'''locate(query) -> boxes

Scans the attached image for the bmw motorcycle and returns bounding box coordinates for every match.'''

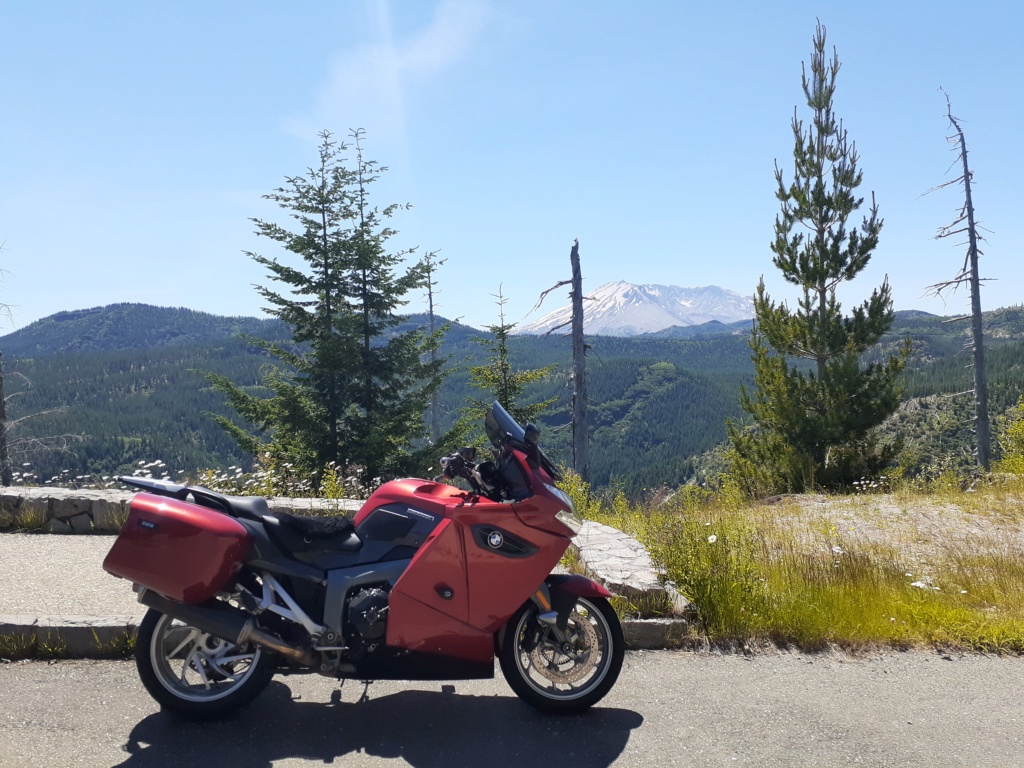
[103,402,624,719]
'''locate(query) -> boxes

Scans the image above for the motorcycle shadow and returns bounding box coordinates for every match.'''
[115,679,644,768]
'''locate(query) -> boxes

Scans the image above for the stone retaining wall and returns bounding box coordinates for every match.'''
[0,488,694,653]
[0,487,362,534]
[0,488,132,534]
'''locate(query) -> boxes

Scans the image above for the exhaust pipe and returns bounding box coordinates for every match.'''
[139,588,318,667]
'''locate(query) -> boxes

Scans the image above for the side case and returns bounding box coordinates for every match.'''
[103,493,250,603]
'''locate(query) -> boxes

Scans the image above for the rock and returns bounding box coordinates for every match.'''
[68,513,95,534]
[666,584,698,618]
[574,520,666,598]
[43,517,73,534]
[92,499,126,533]
[51,494,94,521]
[0,492,22,513]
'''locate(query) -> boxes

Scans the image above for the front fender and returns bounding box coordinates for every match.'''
[545,574,612,634]
[545,573,613,599]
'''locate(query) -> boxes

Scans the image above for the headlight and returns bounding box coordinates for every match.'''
[556,509,583,535]
[546,484,582,534]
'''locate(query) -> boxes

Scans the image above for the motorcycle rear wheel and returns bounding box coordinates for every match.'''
[135,608,276,720]
[499,596,624,714]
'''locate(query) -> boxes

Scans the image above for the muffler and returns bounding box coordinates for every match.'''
[139,588,318,667]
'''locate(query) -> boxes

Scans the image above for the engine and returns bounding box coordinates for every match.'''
[345,586,390,657]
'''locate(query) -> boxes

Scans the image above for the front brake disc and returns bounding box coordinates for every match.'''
[528,609,600,685]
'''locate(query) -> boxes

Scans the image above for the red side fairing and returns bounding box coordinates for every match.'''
[385,591,494,664]
[386,492,570,657]
[102,493,250,603]
[353,478,467,526]
[386,517,469,623]
[456,501,566,631]
[505,451,577,537]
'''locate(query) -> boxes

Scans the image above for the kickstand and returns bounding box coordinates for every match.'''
[358,680,373,703]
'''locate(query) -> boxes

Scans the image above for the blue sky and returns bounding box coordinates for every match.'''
[1,1,1021,334]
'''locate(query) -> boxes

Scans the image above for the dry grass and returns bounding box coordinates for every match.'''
[563,473,1024,653]
[768,480,1024,585]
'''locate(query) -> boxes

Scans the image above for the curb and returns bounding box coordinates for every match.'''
[1,615,692,658]
[623,617,696,650]
[0,615,138,659]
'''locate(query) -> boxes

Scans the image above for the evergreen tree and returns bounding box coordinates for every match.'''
[208,130,445,486]
[728,22,909,494]
[465,288,556,426]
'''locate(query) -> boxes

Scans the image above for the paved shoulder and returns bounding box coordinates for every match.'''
[1,651,1023,767]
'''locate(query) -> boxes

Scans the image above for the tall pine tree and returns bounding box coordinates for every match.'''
[728,22,908,495]
[208,130,445,487]
[465,288,556,427]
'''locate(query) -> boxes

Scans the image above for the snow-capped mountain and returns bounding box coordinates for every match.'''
[516,281,753,337]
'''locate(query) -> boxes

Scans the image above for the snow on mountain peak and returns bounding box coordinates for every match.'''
[516,281,753,336]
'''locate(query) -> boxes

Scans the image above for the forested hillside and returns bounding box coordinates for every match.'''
[2,304,292,356]
[1,303,1021,493]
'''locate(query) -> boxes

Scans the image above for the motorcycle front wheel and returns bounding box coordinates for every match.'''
[135,608,276,720]
[499,596,624,714]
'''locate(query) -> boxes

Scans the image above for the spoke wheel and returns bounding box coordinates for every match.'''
[136,608,275,720]
[499,596,624,714]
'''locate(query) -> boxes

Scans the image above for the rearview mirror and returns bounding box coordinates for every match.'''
[524,423,540,445]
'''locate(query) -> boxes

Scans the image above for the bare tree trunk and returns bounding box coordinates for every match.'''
[424,253,441,443]
[530,239,590,482]
[0,352,12,486]
[569,240,589,483]
[960,132,991,470]
[926,94,990,471]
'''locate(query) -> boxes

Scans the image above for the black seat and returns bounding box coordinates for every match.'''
[224,494,271,519]
[261,511,363,555]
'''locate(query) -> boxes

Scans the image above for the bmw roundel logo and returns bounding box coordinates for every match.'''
[487,531,504,549]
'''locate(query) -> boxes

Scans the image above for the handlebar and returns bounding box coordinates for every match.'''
[439,451,482,494]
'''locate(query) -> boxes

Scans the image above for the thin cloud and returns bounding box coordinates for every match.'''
[286,0,489,144]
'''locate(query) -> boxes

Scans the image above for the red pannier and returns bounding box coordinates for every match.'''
[103,493,250,603]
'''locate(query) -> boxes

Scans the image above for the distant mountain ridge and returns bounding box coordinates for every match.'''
[1,303,291,357]
[1,302,1021,494]
[0,303,481,358]
[517,281,753,336]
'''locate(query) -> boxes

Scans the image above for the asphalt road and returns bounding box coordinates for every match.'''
[1,650,1022,767]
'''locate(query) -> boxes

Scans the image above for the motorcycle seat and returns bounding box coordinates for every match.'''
[222,494,271,519]
[261,511,363,555]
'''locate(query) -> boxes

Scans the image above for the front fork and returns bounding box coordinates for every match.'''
[528,574,613,642]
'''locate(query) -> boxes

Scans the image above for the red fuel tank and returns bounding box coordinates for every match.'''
[103,493,250,603]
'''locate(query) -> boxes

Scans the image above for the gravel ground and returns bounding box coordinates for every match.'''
[0,533,142,620]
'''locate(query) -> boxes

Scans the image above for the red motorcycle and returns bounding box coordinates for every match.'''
[104,402,624,719]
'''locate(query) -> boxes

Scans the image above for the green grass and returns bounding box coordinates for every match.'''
[0,629,136,661]
[0,632,69,661]
[561,471,1024,653]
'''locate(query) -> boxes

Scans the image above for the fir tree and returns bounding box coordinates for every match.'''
[207,130,445,486]
[728,22,909,494]
[465,288,556,426]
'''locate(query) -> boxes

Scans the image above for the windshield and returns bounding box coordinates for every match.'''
[484,401,561,481]
[484,401,525,449]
